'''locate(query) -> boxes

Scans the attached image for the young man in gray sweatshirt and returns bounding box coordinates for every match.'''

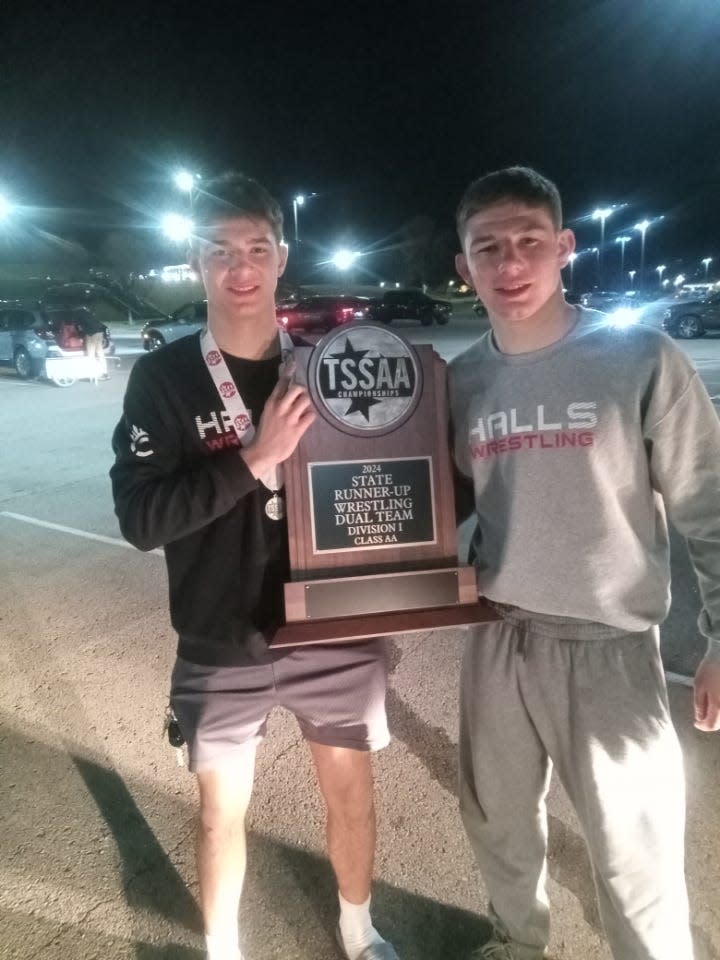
[448,166,720,960]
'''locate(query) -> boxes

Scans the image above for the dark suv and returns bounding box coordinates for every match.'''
[275,295,374,332]
[369,289,451,326]
[662,291,720,339]
[0,301,113,383]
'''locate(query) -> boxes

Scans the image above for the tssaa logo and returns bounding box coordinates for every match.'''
[312,326,421,434]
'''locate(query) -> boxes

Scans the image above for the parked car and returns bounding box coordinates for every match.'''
[662,291,720,339]
[369,289,451,326]
[0,301,114,385]
[275,295,374,332]
[141,300,207,350]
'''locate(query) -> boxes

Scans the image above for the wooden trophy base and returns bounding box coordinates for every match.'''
[270,566,498,648]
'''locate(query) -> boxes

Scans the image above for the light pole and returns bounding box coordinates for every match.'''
[628,270,636,287]
[292,194,305,247]
[634,220,651,291]
[173,170,200,215]
[591,247,599,287]
[592,207,614,287]
[567,251,577,292]
[655,264,666,286]
[702,257,713,280]
[615,236,631,289]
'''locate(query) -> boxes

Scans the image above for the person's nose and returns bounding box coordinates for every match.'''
[227,250,252,272]
[497,242,522,274]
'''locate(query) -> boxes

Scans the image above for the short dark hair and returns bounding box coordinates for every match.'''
[191,172,284,245]
[456,166,563,238]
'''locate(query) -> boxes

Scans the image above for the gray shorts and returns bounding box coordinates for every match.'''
[170,639,391,772]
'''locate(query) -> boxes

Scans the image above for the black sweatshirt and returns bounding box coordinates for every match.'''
[110,331,298,666]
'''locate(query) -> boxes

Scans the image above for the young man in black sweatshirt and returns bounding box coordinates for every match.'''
[111,173,399,960]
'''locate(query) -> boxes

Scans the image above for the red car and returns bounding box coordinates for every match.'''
[276,295,375,333]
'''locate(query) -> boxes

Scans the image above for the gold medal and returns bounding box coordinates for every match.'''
[265,493,285,521]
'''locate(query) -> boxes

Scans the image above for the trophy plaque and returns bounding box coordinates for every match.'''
[270,322,495,647]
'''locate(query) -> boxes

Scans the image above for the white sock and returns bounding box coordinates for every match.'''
[205,928,241,960]
[338,892,384,960]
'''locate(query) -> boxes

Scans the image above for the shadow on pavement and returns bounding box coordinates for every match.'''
[2,722,493,959]
[71,753,202,932]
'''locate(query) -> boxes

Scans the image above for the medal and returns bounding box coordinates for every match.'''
[265,493,285,521]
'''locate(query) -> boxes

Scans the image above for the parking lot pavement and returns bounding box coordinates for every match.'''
[1,321,719,959]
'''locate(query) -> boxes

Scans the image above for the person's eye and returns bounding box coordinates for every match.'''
[521,237,540,246]
[252,246,269,256]
[477,245,498,255]
[211,247,229,258]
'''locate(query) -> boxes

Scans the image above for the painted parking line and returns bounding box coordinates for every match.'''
[0,511,164,557]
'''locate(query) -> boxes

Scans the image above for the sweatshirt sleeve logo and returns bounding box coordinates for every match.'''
[129,424,154,458]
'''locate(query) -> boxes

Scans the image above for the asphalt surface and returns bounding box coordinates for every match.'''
[1,309,719,960]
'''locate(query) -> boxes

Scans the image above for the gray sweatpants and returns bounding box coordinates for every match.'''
[459,606,693,960]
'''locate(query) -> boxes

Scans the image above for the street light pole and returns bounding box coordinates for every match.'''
[702,257,713,280]
[655,264,666,287]
[615,236,631,289]
[592,207,613,288]
[628,270,636,287]
[567,252,577,293]
[634,220,650,292]
[292,194,305,247]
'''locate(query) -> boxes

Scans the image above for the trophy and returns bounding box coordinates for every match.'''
[270,322,495,647]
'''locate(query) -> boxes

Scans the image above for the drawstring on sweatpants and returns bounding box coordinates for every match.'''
[516,620,530,660]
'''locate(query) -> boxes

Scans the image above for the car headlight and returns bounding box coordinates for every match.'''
[606,307,639,329]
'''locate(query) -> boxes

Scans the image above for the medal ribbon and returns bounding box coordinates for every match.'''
[200,327,294,491]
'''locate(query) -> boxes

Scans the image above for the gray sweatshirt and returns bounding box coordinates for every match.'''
[449,307,720,661]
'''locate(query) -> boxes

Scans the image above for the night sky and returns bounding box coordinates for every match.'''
[3,0,720,284]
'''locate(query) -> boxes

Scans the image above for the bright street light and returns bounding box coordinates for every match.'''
[628,270,637,286]
[655,264,666,284]
[673,274,685,288]
[174,170,197,192]
[592,206,614,285]
[332,249,359,271]
[162,213,194,243]
[615,236,631,288]
[702,257,713,280]
[0,193,11,221]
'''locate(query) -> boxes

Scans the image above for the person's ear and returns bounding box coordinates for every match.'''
[557,228,576,268]
[278,241,289,277]
[455,252,473,287]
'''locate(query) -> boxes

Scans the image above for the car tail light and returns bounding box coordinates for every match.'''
[337,307,355,322]
[278,315,289,327]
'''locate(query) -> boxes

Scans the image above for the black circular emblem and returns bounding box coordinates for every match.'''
[308,323,422,437]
